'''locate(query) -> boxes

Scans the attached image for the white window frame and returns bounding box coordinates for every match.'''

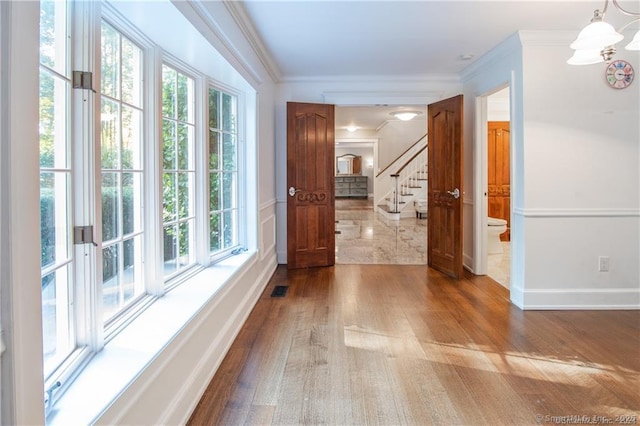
[40,1,253,419]
[206,82,246,263]
[160,61,199,284]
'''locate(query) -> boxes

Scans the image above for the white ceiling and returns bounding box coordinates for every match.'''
[222,0,639,130]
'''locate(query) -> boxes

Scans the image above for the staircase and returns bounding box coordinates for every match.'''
[375,134,428,220]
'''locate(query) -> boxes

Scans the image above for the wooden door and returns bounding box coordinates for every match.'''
[286,102,335,269]
[488,121,510,241]
[428,95,463,279]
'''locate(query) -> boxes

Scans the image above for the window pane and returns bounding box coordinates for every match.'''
[178,221,191,267]
[39,70,68,168]
[103,239,143,323]
[162,65,176,117]
[101,23,120,99]
[101,98,120,169]
[40,172,69,269]
[102,173,120,242]
[39,0,67,75]
[163,119,177,170]
[222,133,235,171]
[222,93,235,132]
[42,265,73,374]
[122,172,141,236]
[222,172,236,209]
[208,88,219,129]
[122,105,141,169]
[177,73,191,123]
[178,123,190,170]
[122,237,139,303]
[163,173,177,223]
[209,131,220,170]
[40,173,57,268]
[210,212,221,252]
[223,210,236,248]
[102,244,120,319]
[178,172,191,220]
[210,172,220,211]
[121,37,142,107]
[163,225,177,276]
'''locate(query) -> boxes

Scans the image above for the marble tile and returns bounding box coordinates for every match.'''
[487,242,510,289]
[335,207,427,265]
[335,200,511,290]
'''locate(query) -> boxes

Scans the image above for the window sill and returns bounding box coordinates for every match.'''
[47,251,256,426]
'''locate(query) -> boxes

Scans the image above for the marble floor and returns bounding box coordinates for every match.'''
[335,199,427,265]
[334,198,511,289]
[487,241,511,289]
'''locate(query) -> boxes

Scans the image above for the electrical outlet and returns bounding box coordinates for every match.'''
[598,256,610,272]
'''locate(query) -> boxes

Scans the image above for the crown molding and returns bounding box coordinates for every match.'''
[223,0,282,83]
[322,90,447,106]
[173,0,263,87]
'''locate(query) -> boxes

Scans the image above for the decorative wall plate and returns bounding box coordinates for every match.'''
[605,60,634,89]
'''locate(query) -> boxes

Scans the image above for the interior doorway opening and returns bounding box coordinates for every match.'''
[482,86,512,289]
[333,105,428,265]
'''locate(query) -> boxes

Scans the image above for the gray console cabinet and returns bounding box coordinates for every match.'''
[335,176,368,198]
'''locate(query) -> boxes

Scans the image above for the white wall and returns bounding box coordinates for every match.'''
[517,31,639,309]
[463,30,640,309]
[376,118,426,171]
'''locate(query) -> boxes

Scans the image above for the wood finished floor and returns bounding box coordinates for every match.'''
[188,265,640,425]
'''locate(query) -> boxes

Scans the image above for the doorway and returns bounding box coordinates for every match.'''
[483,87,511,288]
[333,105,428,265]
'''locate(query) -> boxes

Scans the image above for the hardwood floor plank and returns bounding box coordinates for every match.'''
[187,265,640,425]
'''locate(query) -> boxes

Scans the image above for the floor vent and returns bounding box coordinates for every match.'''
[270,285,288,297]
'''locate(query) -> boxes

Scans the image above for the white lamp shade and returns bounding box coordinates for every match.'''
[570,21,624,50]
[625,30,640,50]
[567,49,604,65]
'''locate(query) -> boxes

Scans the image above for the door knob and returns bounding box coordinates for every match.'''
[447,188,460,199]
[288,186,301,197]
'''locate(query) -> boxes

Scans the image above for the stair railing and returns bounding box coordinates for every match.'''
[375,134,428,209]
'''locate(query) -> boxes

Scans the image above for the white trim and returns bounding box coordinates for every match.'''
[260,214,276,261]
[513,207,640,218]
[171,0,263,88]
[287,74,460,84]
[510,286,640,310]
[222,0,281,83]
[259,198,276,211]
[323,90,444,106]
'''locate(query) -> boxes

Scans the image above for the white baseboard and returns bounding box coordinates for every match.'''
[510,285,640,310]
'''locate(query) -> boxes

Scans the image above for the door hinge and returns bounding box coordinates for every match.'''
[72,71,96,93]
[73,225,97,246]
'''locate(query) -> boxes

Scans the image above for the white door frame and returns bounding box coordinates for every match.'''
[474,83,513,277]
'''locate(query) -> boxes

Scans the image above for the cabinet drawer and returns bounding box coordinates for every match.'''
[351,188,367,196]
[335,182,349,189]
[351,182,367,189]
[335,189,350,197]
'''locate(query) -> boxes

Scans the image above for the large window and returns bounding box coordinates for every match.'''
[100,22,145,322]
[162,65,195,279]
[208,88,239,256]
[39,0,74,378]
[37,1,249,416]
